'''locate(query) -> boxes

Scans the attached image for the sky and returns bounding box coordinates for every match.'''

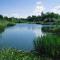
[0,0,60,18]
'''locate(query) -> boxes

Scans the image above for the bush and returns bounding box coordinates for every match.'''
[0,48,43,60]
[42,25,60,34]
[7,22,15,27]
[0,24,5,33]
[34,34,60,60]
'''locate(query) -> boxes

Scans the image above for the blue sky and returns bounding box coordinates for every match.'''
[0,0,60,18]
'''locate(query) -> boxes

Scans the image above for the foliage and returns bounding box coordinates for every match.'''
[26,12,60,24]
[7,22,16,27]
[0,12,60,24]
[0,20,16,33]
[0,48,52,60]
[34,34,60,60]
[0,15,3,20]
[42,25,60,34]
[0,24,5,33]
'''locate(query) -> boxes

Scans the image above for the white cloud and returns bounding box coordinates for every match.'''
[51,6,60,14]
[32,1,45,15]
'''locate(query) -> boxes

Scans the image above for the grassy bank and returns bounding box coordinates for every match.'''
[0,48,52,60]
[0,34,59,60]
[42,25,60,34]
[34,34,60,60]
[0,21,16,33]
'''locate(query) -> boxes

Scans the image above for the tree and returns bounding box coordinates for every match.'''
[27,16,32,22]
[4,16,8,20]
[0,15,3,20]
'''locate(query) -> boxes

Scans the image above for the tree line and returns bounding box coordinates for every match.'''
[0,12,60,24]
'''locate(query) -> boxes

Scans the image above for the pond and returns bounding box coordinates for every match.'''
[0,24,44,51]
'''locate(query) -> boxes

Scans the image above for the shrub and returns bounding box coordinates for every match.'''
[0,48,42,60]
[42,25,60,34]
[7,22,15,27]
[0,24,5,33]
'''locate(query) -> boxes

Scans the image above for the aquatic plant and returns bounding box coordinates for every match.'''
[0,48,51,60]
[42,25,60,34]
[34,34,60,60]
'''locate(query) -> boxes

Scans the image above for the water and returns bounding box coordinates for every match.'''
[0,24,44,51]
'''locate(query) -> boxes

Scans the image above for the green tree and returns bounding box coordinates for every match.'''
[0,15,3,20]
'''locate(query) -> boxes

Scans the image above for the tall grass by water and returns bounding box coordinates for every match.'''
[42,25,60,34]
[0,48,51,60]
[34,34,60,60]
[0,21,16,33]
[0,34,58,60]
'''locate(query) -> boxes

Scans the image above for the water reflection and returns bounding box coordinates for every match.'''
[33,29,44,37]
[0,24,44,51]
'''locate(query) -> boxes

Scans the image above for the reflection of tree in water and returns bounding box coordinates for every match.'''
[24,24,42,30]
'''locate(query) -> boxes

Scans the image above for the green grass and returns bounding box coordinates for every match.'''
[42,25,60,34]
[0,20,16,33]
[0,48,52,60]
[34,34,60,60]
[7,22,16,27]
